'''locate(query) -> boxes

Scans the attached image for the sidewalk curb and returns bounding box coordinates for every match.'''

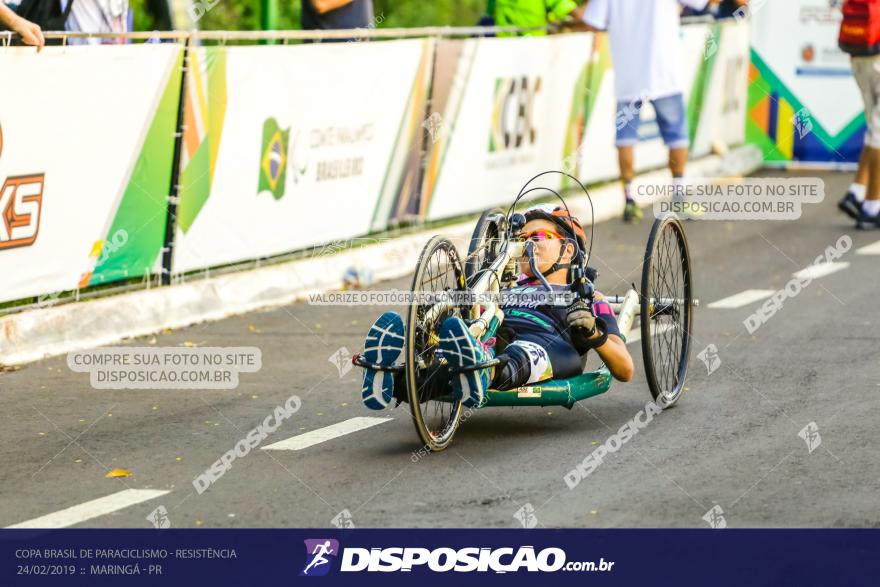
[0,147,762,366]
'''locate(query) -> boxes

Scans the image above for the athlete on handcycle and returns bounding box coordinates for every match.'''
[359,204,634,411]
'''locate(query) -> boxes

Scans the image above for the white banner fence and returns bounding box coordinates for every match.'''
[0,21,750,309]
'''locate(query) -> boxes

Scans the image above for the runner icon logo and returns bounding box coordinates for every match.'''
[697,344,722,375]
[798,421,822,454]
[702,505,727,529]
[331,509,355,529]
[301,539,340,577]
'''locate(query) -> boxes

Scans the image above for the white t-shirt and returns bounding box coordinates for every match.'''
[62,0,128,43]
[582,0,708,102]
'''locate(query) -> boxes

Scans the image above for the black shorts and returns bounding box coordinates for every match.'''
[499,320,584,382]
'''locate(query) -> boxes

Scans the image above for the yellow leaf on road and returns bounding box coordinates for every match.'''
[105,468,132,478]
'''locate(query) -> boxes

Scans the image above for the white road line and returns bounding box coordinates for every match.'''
[707,289,776,309]
[6,489,169,529]
[793,262,850,280]
[856,240,880,255]
[626,324,673,345]
[262,417,393,451]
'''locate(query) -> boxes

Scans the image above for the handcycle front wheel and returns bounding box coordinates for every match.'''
[406,235,468,452]
[640,214,694,407]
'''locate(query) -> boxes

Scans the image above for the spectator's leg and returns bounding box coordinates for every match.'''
[618,146,642,223]
[841,58,871,219]
[865,147,880,202]
[840,148,870,219]
[654,93,691,205]
[856,56,880,226]
[669,147,689,200]
[856,146,880,227]
[855,148,870,188]
[615,99,641,222]
[618,146,635,198]
[866,58,880,205]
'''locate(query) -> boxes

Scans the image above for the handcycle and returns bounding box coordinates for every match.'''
[354,172,696,452]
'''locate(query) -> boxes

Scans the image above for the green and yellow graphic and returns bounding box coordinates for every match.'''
[747,49,864,164]
[85,49,185,287]
[258,117,290,200]
[177,47,229,234]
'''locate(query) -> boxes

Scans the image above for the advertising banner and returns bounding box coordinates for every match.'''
[0,27,751,305]
[420,34,594,222]
[171,39,433,274]
[0,44,182,304]
[749,0,864,164]
[419,23,748,222]
[691,20,751,158]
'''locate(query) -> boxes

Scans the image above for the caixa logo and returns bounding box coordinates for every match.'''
[0,122,45,250]
[489,76,542,152]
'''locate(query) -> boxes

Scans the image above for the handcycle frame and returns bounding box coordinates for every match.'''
[353,201,694,451]
[427,235,642,408]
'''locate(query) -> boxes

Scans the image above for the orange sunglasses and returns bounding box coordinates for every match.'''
[519,229,565,242]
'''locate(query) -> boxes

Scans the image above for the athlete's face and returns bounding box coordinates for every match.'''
[518,219,575,280]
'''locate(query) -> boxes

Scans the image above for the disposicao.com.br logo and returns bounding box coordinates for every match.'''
[300,541,614,575]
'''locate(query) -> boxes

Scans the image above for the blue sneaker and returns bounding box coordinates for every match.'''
[360,312,405,410]
[838,192,863,220]
[438,316,493,408]
[856,206,880,230]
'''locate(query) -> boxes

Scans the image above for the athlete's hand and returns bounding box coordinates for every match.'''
[566,299,596,335]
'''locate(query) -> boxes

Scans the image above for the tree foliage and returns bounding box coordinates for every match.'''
[131,0,488,31]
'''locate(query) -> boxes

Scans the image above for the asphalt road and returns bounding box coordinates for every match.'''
[1,170,878,529]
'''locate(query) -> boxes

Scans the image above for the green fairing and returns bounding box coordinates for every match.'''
[474,310,622,407]
[481,365,612,407]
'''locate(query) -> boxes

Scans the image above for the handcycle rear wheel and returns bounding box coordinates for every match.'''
[406,235,468,451]
[640,214,694,407]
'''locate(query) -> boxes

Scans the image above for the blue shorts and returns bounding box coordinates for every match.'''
[615,93,689,149]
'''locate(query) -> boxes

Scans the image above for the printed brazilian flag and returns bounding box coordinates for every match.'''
[258,117,290,200]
